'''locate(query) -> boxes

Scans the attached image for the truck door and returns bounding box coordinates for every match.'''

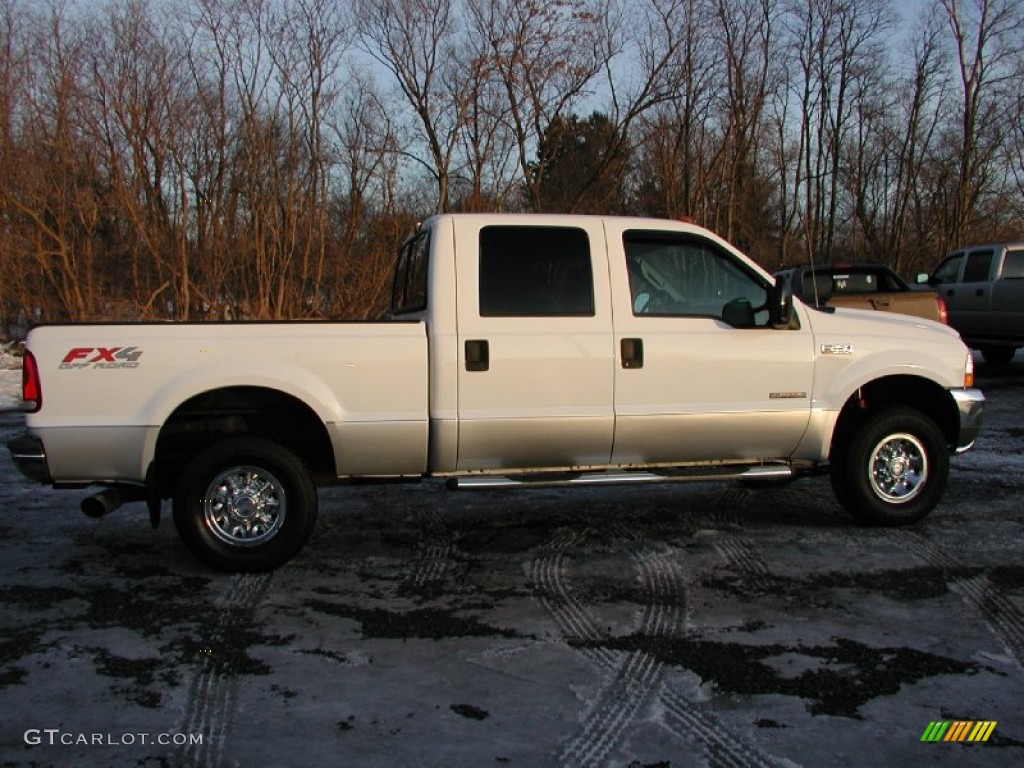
[607,224,814,464]
[991,248,1024,340]
[952,248,995,339]
[929,252,965,323]
[454,221,615,470]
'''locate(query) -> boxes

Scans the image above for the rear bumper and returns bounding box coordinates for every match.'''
[950,388,985,452]
[6,433,53,483]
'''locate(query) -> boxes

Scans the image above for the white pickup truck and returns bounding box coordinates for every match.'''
[8,214,984,571]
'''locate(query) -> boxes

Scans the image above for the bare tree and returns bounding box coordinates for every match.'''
[266,0,351,315]
[356,0,465,213]
[778,0,894,263]
[1009,61,1024,213]
[937,0,1022,247]
[0,0,27,333]
[6,2,99,321]
[843,12,949,274]
[327,75,404,316]
[451,37,520,211]
[630,0,717,221]
[466,0,609,211]
[3,0,1024,330]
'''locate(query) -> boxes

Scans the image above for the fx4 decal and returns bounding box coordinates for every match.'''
[59,347,144,369]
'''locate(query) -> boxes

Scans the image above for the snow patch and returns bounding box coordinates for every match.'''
[0,369,21,412]
[1,342,24,411]
[0,341,22,411]
[1,341,22,371]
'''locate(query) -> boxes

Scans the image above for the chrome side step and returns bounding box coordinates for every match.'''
[448,464,793,491]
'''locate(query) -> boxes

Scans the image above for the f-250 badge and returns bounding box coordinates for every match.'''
[59,347,143,369]
[820,343,854,356]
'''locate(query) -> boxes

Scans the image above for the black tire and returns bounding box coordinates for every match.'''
[980,345,1016,366]
[830,407,948,526]
[173,436,318,572]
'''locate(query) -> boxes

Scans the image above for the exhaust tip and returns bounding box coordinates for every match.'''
[81,488,123,519]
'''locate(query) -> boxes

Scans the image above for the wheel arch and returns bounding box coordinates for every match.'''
[153,385,335,496]
[829,375,960,462]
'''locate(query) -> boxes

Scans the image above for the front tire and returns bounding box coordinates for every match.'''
[830,407,949,526]
[173,436,318,572]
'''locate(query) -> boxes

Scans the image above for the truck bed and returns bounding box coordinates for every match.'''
[21,321,430,483]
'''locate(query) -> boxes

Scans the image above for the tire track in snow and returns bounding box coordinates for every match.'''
[406,506,453,590]
[557,526,680,767]
[659,689,782,768]
[531,522,782,767]
[177,572,273,768]
[713,536,773,592]
[677,503,786,768]
[712,487,748,529]
[889,530,1024,666]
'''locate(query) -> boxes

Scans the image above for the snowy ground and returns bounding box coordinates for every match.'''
[0,352,1022,767]
[0,343,21,412]
[0,371,17,412]
[0,342,19,368]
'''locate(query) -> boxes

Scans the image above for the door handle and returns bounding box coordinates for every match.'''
[621,338,644,369]
[975,289,984,297]
[465,339,489,372]
[946,289,955,297]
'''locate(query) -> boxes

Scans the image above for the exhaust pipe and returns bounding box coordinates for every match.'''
[81,488,123,519]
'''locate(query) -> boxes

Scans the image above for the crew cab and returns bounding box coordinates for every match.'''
[8,215,984,571]
[919,242,1024,365]
[776,263,947,325]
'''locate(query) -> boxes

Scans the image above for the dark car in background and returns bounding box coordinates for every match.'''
[919,242,1024,365]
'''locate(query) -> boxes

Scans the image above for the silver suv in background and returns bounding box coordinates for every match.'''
[920,243,1024,365]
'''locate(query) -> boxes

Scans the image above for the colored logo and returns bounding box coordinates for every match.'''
[921,721,997,743]
[59,347,143,370]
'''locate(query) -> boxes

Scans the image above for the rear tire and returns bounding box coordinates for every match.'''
[830,407,948,526]
[173,436,318,572]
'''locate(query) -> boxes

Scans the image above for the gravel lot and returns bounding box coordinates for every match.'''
[1,356,1022,767]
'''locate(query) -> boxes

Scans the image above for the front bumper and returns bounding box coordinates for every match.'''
[951,388,985,452]
[6,433,53,483]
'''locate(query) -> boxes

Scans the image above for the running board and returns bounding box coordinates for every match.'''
[448,465,793,491]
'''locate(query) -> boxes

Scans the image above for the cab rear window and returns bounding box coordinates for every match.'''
[392,231,430,314]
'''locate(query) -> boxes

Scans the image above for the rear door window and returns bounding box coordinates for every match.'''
[478,226,594,316]
[962,251,993,283]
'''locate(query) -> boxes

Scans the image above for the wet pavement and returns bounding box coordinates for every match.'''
[1,361,1023,767]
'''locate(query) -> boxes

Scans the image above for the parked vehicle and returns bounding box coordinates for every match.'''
[919,242,1024,365]
[776,263,947,325]
[8,214,984,571]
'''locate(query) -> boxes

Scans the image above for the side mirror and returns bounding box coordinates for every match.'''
[771,277,796,329]
[722,298,755,328]
[915,273,930,285]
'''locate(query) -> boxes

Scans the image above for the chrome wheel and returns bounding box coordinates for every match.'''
[203,465,287,547]
[867,432,928,504]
